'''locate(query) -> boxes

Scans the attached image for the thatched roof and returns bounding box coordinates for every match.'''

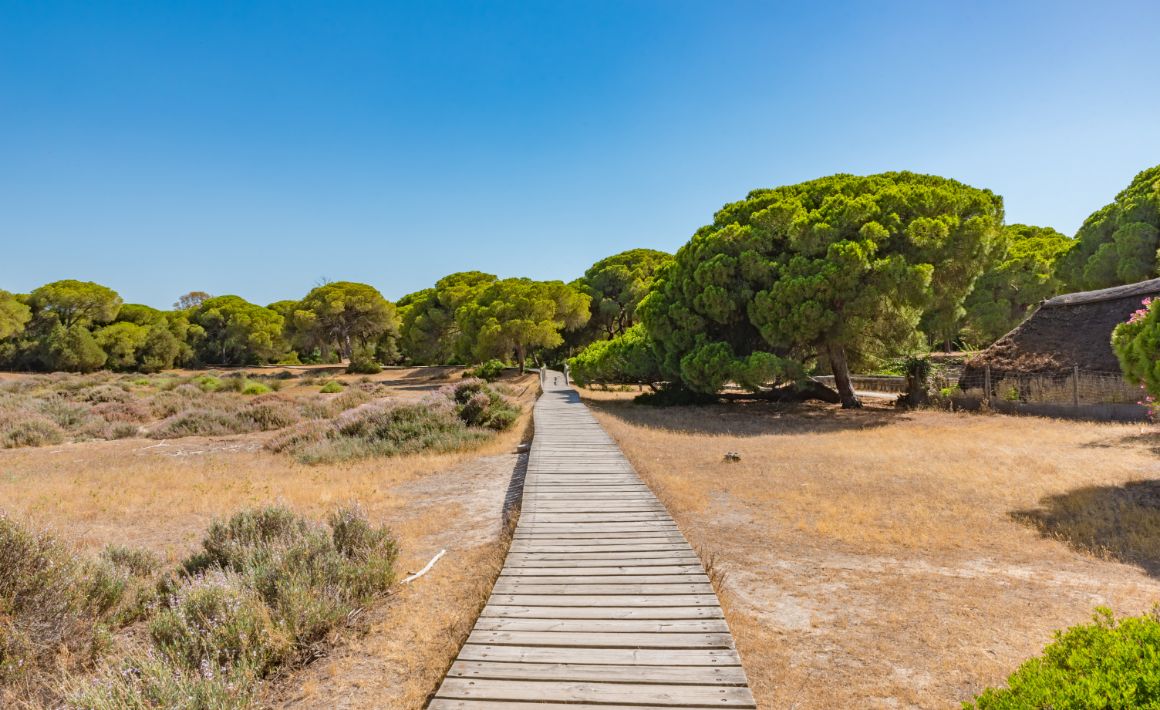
[964,277,1160,376]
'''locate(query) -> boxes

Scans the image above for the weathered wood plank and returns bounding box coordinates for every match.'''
[479,605,724,620]
[466,630,735,648]
[435,678,755,705]
[428,372,751,708]
[446,659,746,684]
[471,617,731,633]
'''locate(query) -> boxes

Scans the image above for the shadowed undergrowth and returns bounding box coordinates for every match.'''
[1012,479,1160,577]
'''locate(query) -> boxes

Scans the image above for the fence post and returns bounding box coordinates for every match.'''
[1072,365,1079,408]
[984,365,992,406]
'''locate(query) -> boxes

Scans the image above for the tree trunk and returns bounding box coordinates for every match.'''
[516,345,526,373]
[827,342,862,409]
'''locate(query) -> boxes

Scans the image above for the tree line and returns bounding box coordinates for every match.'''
[0,276,596,374]
[570,164,1160,408]
[2,164,1157,404]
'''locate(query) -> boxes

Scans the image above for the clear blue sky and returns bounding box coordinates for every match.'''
[2,1,1159,309]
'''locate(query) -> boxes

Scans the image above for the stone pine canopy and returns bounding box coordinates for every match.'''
[964,277,1160,378]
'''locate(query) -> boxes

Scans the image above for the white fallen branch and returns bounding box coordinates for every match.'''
[401,549,446,584]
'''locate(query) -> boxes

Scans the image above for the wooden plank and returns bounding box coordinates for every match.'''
[466,630,735,648]
[456,644,739,665]
[487,594,721,607]
[430,701,741,710]
[446,659,746,684]
[471,618,731,633]
[428,372,751,708]
[501,565,706,575]
[479,606,724,620]
[434,678,755,705]
[491,583,715,596]
[497,573,709,584]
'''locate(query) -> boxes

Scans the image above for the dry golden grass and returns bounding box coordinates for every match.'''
[583,389,1160,709]
[0,371,536,708]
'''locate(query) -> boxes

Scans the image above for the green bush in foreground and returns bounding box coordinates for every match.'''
[70,505,397,708]
[466,358,505,382]
[966,607,1160,709]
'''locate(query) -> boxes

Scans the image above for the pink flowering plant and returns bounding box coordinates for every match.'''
[1112,297,1160,417]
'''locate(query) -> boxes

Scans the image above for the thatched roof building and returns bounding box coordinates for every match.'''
[963,277,1160,378]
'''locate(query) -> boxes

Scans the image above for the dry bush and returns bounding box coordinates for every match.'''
[271,381,518,464]
[0,515,156,705]
[67,505,398,707]
[148,408,255,439]
[0,411,65,448]
[241,396,301,431]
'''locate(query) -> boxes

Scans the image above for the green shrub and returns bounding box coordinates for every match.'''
[193,375,222,392]
[448,379,520,430]
[966,607,1160,709]
[71,505,396,706]
[346,352,382,375]
[66,651,257,710]
[467,359,506,382]
[177,505,396,661]
[276,402,487,464]
[151,569,292,675]
[319,380,344,394]
[241,381,271,395]
[215,375,248,393]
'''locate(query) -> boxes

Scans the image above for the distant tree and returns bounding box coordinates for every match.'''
[30,280,122,328]
[268,298,329,362]
[42,323,107,372]
[639,172,1004,407]
[116,303,166,326]
[457,278,590,371]
[399,272,497,364]
[174,291,212,311]
[575,249,673,341]
[568,324,663,387]
[0,290,31,340]
[1057,164,1160,290]
[189,295,287,365]
[960,224,1074,346]
[93,322,150,370]
[294,282,398,362]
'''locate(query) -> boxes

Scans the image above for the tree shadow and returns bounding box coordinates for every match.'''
[1010,480,1160,578]
[583,396,906,437]
[1081,430,1160,456]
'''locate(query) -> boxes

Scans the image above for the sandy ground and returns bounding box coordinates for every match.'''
[582,390,1160,709]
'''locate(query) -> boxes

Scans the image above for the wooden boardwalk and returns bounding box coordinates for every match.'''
[428,372,755,708]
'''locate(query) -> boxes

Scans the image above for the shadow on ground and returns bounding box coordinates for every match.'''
[1011,479,1160,578]
[584,396,906,437]
[1081,431,1160,456]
